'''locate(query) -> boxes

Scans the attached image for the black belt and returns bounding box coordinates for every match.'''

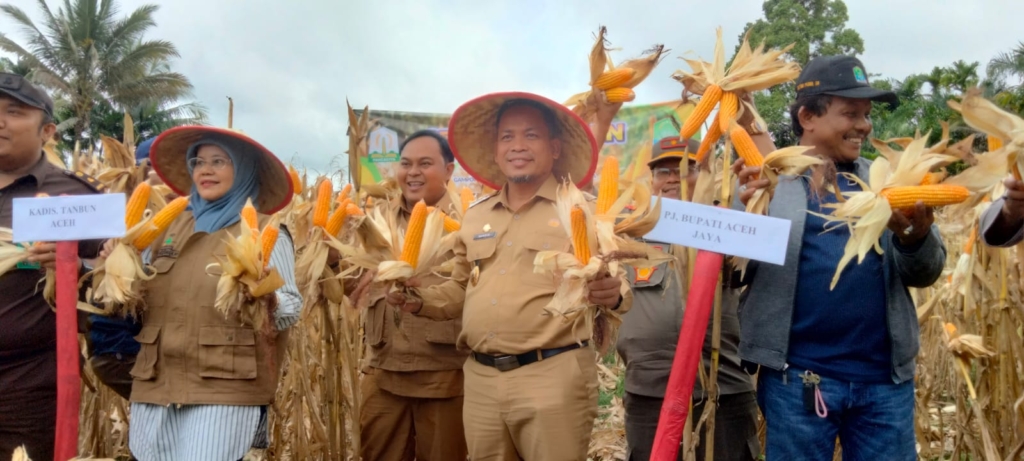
[472,341,589,372]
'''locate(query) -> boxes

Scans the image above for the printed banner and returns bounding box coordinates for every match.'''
[353,100,698,197]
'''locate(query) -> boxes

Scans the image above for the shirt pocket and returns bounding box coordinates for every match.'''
[364,299,387,347]
[424,319,461,346]
[197,326,258,380]
[520,229,570,287]
[465,237,498,265]
[130,325,160,381]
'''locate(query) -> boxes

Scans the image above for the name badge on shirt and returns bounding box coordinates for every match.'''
[474,231,496,240]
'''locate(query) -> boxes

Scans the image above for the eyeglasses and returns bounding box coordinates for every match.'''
[188,157,232,171]
[653,163,699,180]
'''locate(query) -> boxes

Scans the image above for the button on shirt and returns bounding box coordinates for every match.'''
[418,176,632,355]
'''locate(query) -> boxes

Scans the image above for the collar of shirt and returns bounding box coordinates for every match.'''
[396,191,456,218]
[493,175,560,211]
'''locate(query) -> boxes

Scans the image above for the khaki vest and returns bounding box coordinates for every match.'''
[364,196,468,372]
[129,211,289,406]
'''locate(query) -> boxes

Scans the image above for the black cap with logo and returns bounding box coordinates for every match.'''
[795,56,899,108]
[0,73,55,117]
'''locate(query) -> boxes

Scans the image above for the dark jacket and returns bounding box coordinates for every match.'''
[733,157,946,384]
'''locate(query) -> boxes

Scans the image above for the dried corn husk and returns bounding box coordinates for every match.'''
[818,135,961,289]
[672,27,799,137]
[948,88,1024,181]
[565,26,666,124]
[86,210,160,317]
[533,180,670,354]
[207,199,285,332]
[346,101,375,193]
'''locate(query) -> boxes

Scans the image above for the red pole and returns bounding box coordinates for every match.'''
[54,241,80,461]
[649,249,724,461]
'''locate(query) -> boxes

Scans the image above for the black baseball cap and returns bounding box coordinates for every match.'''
[0,73,55,117]
[795,56,899,109]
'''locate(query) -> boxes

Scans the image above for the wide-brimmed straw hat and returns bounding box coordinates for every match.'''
[648,136,700,167]
[448,92,599,190]
[150,126,292,214]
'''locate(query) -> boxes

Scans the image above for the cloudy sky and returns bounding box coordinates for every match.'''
[2,0,1021,175]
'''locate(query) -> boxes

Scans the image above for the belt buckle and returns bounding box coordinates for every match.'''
[493,355,520,372]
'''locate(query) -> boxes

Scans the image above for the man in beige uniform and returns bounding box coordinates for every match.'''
[388,92,632,460]
[359,129,469,461]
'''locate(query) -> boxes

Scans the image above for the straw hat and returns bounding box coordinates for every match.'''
[150,126,292,214]
[448,92,599,190]
[648,136,700,168]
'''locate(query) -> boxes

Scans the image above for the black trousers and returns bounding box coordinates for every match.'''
[624,391,761,461]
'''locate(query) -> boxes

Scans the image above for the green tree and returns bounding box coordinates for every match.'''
[0,0,196,147]
[987,42,1024,115]
[738,0,866,147]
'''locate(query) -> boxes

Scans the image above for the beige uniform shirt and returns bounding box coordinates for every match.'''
[418,176,633,355]
[365,194,467,399]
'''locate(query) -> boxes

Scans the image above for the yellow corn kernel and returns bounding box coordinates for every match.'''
[718,91,739,133]
[337,184,352,204]
[288,166,302,195]
[443,215,461,233]
[241,201,258,230]
[963,224,977,254]
[325,199,351,236]
[879,185,970,210]
[460,187,474,214]
[346,203,364,216]
[944,322,958,337]
[596,156,619,215]
[604,87,635,104]
[400,201,428,269]
[260,225,278,269]
[571,205,591,264]
[730,127,763,169]
[313,179,332,228]
[593,68,636,90]
[680,84,723,140]
[920,172,943,185]
[695,112,723,163]
[133,197,188,250]
[125,182,151,228]
[988,136,1003,151]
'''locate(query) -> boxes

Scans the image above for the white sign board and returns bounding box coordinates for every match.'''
[644,198,792,265]
[13,193,126,243]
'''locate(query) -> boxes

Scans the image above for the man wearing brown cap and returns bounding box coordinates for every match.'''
[387,92,631,460]
[616,137,759,461]
[0,73,105,461]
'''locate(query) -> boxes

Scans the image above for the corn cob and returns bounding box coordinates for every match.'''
[260,225,279,269]
[400,201,428,269]
[460,187,474,213]
[594,68,636,90]
[988,136,1003,151]
[313,180,333,228]
[695,112,724,162]
[133,197,188,250]
[879,184,970,209]
[571,205,591,264]
[288,166,302,195]
[241,201,258,230]
[125,182,151,228]
[325,199,351,236]
[596,156,619,215]
[604,87,635,104]
[730,126,763,169]
[920,172,943,185]
[337,184,352,204]
[346,203,364,216]
[442,214,461,232]
[945,322,958,337]
[718,91,739,133]
[680,84,723,139]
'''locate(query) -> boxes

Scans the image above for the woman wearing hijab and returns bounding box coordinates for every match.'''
[121,126,301,460]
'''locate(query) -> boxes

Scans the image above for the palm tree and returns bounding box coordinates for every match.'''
[0,0,194,146]
[987,42,1024,115]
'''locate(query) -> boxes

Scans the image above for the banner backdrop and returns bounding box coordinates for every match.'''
[354,100,698,196]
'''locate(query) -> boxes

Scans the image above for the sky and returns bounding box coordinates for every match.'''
[2,0,1021,176]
